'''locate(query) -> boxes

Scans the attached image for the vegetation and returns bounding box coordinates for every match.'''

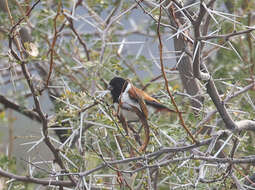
[0,0,255,189]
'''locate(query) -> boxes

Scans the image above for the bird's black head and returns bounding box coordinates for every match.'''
[108,77,128,103]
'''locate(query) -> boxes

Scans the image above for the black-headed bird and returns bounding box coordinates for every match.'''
[108,77,176,121]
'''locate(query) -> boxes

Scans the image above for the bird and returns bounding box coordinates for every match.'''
[108,77,177,122]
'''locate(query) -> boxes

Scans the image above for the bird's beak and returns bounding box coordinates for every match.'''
[107,85,113,91]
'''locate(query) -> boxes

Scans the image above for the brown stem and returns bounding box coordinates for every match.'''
[0,94,41,122]
[157,0,197,144]
[46,3,61,87]
[7,2,77,184]
[64,12,90,61]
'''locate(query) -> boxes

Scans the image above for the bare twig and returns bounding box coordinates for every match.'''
[46,3,62,87]
[9,0,41,34]
[197,28,255,41]
[157,0,197,144]
[64,10,90,61]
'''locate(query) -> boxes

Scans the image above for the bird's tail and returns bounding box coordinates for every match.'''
[156,106,179,113]
[146,100,183,114]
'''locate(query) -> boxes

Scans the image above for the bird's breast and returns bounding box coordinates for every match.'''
[114,102,155,121]
[114,83,156,121]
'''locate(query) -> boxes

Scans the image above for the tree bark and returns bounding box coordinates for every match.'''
[165,1,204,111]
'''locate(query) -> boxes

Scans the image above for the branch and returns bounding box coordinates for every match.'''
[197,28,255,41]
[163,0,204,111]
[157,0,197,144]
[134,0,179,32]
[171,0,195,24]
[80,145,255,177]
[231,173,245,190]
[206,79,238,130]
[0,94,41,122]
[18,61,77,185]
[0,168,73,187]
[192,155,255,164]
[64,8,90,61]
[80,133,223,177]
[192,1,211,81]
[9,0,41,34]
[196,82,255,130]
[46,3,61,87]
[235,120,255,132]
[190,1,237,130]
[7,5,77,185]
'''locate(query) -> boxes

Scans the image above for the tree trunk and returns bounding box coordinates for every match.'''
[165,1,204,111]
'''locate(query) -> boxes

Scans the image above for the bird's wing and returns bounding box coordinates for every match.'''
[129,86,159,103]
[127,85,150,117]
[128,85,176,113]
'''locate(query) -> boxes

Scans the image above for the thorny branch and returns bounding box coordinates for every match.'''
[0,94,41,122]
[197,28,255,41]
[64,4,90,61]
[9,0,41,34]
[6,0,77,186]
[0,168,73,187]
[0,0,255,189]
[46,3,62,87]
[190,0,238,130]
[157,0,197,144]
